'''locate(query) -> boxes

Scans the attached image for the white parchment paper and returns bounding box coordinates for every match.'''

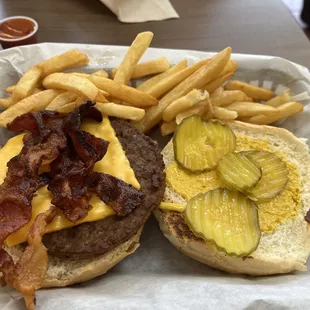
[0,43,310,310]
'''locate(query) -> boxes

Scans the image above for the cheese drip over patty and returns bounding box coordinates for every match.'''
[3,117,140,246]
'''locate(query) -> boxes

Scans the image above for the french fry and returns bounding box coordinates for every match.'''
[265,89,292,107]
[43,73,98,100]
[112,57,170,79]
[0,89,62,127]
[32,88,43,95]
[161,120,177,136]
[225,80,274,101]
[5,85,15,94]
[137,59,187,91]
[204,95,214,120]
[46,91,79,110]
[93,69,109,78]
[56,96,88,113]
[70,72,90,78]
[211,86,224,96]
[74,97,85,106]
[203,72,234,93]
[0,97,13,109]
[226,102,278,117]
[114,32,154,85]
[70,70,109,79]
[220,59,238,76]
[211,90,252,107]
[68,73,109,98]
[12,66,42,104]
[36,50,89,77]
[95,102,145,121]
[242,102,303,125]
[175,101,207,125]
[131,57,169,79]
[57,97,145,121]
[56,101,81,114]
[134,47,232,132]
[95,89,109,102]
[213,107,238,120]
[146,59,210,99]
[163,89,208,121]
[89,76,158,108]
[0,87,43,110]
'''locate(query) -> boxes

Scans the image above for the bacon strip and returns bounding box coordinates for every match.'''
[63,101,102,132]
[88,172,144,216]
[48,147,95,222]
[7,110,59,136]
[0,114,66,245]
[0,111,66,309]
[48,102,109,222]
[0,101,144,310]
[0,206,56,310]
[48,101,142,219]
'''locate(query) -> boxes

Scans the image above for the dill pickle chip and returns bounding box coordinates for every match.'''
[217,152,262,192]
[245,151,289,202]
[173,116,236,172]
[185,188,261,256]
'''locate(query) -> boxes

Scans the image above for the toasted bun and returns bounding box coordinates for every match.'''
[154,121,310,276]
[5,227,142,287]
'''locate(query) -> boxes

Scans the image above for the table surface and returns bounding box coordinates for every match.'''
[0,0,310,67]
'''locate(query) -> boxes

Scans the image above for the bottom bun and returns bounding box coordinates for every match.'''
[5,226,142,287]
[155,121,310,276]
[154,209,307,276]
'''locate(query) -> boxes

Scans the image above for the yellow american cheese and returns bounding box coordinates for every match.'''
[4,117,140,246]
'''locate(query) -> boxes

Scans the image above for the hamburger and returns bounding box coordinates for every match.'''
[155,116,310,276]
[0,102,165,308]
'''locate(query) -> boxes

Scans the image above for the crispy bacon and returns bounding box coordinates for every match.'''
[63,100,102,133]
[48,147,94,222]
[68,130,108,166]
[7,110,59,135]
[0,101,144,309]
[0,113,66,244]
[88,172,144,216]
[0,110,66,309]
[0,206,56,310]
[48,102,109,222]
[63,101,105,166]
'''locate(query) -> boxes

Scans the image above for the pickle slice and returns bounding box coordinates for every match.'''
[245,151,289,202]
[185,188,261,256]
[173,116,236,172]
[217,152,262,192]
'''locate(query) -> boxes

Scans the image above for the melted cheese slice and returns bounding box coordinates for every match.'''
[4,117,140,246]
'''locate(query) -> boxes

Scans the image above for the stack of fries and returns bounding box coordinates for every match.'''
[0,31,304,135]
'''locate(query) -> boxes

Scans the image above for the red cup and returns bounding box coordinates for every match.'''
[0,16,38,49]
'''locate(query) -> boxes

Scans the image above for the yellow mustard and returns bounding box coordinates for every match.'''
[165,135,301,233]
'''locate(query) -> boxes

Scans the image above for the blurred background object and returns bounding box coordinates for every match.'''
[301,0,310,27]
[282,0,310,39]
[0,0,309,68]
[101,0,179,23]
[0,16,38,49]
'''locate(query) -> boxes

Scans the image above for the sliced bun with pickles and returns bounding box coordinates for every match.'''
[155,115,310,276]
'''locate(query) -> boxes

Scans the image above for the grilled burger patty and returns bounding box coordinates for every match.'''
[43,119,165,259]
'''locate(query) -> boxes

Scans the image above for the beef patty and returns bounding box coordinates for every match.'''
[43,119,165,259]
